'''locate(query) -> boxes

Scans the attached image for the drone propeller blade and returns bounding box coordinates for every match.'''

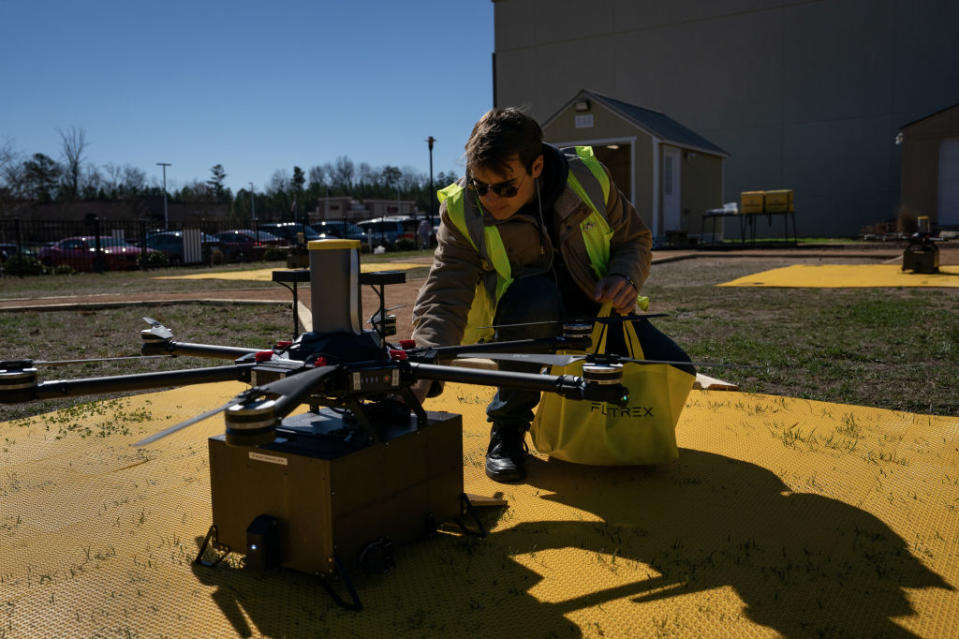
[618,358,762,369]
[459,352,757,370]
[458,352,583,367]
[131,400,234,447]
[477,312,669,330]
[131,365,339,448]
[253,364,339,398]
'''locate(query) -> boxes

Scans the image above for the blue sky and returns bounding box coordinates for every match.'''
[0,0,493,193]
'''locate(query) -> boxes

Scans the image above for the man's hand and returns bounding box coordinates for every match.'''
[593,274,637,315]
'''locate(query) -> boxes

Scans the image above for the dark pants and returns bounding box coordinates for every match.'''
[484,274,694,428]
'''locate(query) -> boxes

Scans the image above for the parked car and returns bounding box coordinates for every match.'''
[257,222,321,245]
[38,236,157,271]
[213,229,283,262]
[0,243,38,262]
[311,220,368,242]
[145,230,222,265]
[357,216,420,250]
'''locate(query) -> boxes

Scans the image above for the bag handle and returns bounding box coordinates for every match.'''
[590,301,646,360]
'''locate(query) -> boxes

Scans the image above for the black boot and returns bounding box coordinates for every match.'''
[485,423,529,483]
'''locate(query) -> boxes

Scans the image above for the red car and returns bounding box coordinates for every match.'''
[39,236,157,271]
[213,229,283,262]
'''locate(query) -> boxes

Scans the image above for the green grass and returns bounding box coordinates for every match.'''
[1,254,956,421]
[0,248,433,300]
[0,304,290,422]
[0,261,287,298]
[643,257,959,416]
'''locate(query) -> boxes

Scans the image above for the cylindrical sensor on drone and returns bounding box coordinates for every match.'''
[309,239,362,334]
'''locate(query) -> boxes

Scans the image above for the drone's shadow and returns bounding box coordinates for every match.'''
[191,449,952,638]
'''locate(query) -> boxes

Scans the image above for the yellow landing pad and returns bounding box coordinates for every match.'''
[153,262,427,282]
[2,385,957,638]
[719,264,959,288]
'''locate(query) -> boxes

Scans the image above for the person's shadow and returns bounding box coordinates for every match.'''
[515,451,953,637]
[190,449,952,637]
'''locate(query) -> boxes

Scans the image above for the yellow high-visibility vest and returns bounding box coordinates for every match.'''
[440,146,643,344]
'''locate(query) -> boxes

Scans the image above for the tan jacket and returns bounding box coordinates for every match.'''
[411,164,652,348]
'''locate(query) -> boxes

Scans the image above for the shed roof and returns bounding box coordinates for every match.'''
[543,89,729,157]
[899,100,959,130]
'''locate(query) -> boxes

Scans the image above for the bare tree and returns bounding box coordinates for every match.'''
[332,156,355,191]
[268,169,291,195]
[308,165,327,188]
[58,126,88,200]
[120,164,147,196]
[102,162,124,194]
[82,166,105,198]
[0,138,16,174]
[399,165,424,191]
[0,138,23,198]
[357,162,375,187]
[381,165,401,191]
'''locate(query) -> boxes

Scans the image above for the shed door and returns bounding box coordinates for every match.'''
[939,138,959,226]
[662,147,682,231]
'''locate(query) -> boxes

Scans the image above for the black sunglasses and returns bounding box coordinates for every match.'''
[468,175,521,198]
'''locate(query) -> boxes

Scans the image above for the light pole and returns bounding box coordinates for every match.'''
[249,182,257,240]
[157,162,171,229]
[426,136,435,223]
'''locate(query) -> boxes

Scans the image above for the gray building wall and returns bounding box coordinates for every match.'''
[493,0,959,236]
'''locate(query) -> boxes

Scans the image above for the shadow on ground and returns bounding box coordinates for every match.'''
[189,449,951,637]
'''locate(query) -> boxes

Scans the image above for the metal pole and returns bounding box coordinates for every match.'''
[426,136,435,223]
[249,182,256,240]
[157,162,171,230]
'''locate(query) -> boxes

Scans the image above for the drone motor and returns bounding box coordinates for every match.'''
[562,322,593,344]
[224,398,280,447]
[582,363,624,386]
[0,360,38,403]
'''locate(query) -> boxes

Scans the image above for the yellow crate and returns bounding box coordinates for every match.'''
[740,191,765,214]
[764,189,794,213]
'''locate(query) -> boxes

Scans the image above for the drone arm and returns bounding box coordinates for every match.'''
[415,335,592,362]
[407,363,629,406]
[25,364,255,402]
[141,340,261,360]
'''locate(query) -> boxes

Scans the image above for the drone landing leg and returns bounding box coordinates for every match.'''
[398,387,429,428]
[319,556,363,611]
[343,399,381,443]
[194,524,231,568]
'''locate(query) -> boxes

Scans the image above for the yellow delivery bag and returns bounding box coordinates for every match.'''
[530,306,695,465]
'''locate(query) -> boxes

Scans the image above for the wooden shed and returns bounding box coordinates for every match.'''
[541,89,729,241]
[900,102,959,229]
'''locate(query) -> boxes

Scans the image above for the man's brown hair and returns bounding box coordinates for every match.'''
[465,107,543,177]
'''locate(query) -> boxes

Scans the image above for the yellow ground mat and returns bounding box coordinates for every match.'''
[153,262,427,282]
[2,384,957,638]
[719,263,959,288]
